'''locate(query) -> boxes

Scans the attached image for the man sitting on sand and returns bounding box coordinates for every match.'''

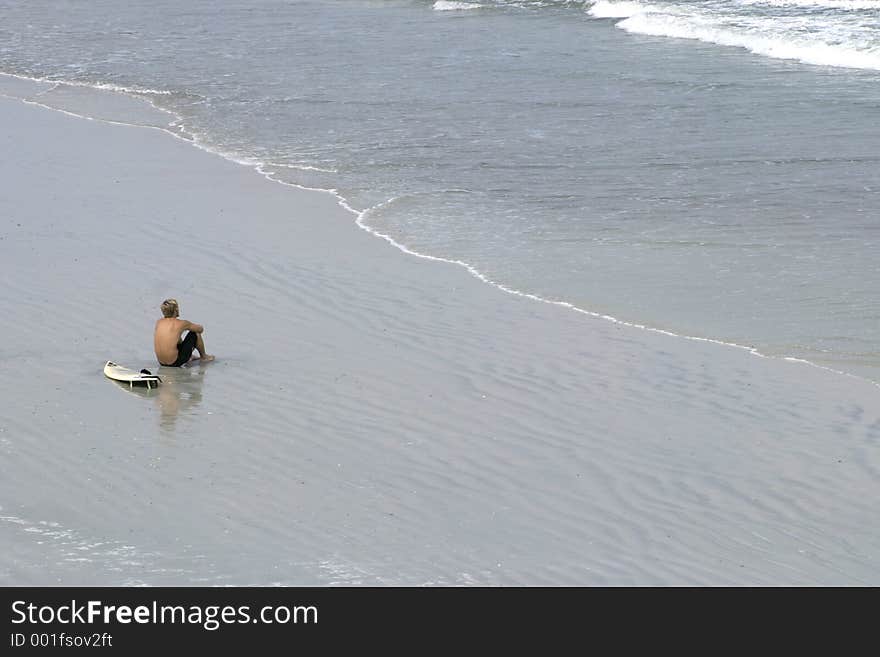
[154,298,214,367]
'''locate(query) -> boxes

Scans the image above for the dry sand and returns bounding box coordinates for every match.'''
[1,76,879,585]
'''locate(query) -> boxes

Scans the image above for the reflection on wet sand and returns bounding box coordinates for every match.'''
[155,363,207,431]
[110,362,208,431]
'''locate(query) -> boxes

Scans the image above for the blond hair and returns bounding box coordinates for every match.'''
[161,298,179,318]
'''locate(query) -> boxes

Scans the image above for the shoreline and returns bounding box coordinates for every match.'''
[1,78,880,585]
[2,71,876,391]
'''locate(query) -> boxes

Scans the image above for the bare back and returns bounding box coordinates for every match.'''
[154,317,192,365]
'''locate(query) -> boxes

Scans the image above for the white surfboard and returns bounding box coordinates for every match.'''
[103,361,162,389]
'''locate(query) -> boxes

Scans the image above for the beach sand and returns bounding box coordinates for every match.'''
[1,77,879,585]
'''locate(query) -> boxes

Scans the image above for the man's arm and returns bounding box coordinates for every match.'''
[181,320,204,334]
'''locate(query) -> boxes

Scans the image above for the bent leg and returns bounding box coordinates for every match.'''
[195,333,214,362]
[172,331,199,366]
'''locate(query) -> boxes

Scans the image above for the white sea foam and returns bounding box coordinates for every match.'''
[739,0,880,10]
[433,1,486,10]
[85,81,174,96]
[587,1,880,71]
[617,13,880,70]
[0,71,173,96]
[588,0,657,18]
[265,161,338,174]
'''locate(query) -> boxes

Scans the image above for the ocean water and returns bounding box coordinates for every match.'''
[1,0,879,380]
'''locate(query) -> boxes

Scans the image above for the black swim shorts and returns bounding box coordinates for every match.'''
[168,331,198,367]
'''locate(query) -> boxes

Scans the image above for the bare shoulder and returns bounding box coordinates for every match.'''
[155,317,185,331]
